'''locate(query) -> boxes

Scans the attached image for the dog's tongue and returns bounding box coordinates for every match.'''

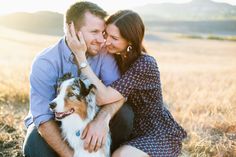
[55,108,74,119]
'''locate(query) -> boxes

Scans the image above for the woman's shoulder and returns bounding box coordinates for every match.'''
[136,54,157,67]
[127,54,158,73]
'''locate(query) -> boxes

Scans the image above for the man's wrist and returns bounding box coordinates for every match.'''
[104,113,111,125]
[61,146,74,157]
[95,110,111,125]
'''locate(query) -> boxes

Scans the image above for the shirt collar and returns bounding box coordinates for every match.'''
[61,37,74,63]
[87,54,94,64]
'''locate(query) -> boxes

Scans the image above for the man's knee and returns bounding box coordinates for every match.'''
[109,104,134,152]
[23,125,58,157]
[110,103,134,132]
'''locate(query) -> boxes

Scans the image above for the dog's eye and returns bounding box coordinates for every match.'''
[67,92,75,97]
[76,95,82,101]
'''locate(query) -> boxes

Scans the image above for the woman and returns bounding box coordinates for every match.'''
[67,10,187,157]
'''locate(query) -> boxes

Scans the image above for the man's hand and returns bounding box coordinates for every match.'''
[81,99,125,153]
[81,116,110,153]
[66,22,87,61]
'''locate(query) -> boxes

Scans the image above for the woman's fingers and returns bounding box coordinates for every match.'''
[65,22,87,54]
[78,31,85,45]
[70,22,77,40]
[65,24,72,41]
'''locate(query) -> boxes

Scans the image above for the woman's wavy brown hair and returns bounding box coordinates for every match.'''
[106,10,147,74]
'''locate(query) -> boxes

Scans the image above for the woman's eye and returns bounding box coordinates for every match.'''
[112,36,118,40]
[91,30,99,34]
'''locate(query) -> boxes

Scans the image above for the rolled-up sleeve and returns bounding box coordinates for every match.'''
[30,58,58,128]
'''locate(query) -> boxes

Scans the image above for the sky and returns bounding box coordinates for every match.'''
[0,0,236,15]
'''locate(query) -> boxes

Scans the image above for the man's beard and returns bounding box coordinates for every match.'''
[87,44,101,56]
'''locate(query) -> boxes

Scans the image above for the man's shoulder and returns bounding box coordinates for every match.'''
[31,39,63,72]
[36,40,62,60]
[32,39,63,65]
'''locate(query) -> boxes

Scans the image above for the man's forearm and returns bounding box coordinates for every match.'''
[38,120,73,157]
[95,98,126,123]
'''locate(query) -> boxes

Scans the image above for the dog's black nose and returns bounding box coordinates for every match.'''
[49,102,57,109]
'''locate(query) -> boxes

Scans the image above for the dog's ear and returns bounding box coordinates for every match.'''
[61,73,72,81]
[57,73,73,87]
[79,79,96,97]
[73,78,80,86]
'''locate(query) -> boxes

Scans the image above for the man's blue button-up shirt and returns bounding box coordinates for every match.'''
[24,38,120,128]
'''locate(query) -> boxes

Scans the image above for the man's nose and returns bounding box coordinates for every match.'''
[49,102,57,109]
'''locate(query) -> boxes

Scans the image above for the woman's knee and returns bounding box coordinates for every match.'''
[112,148,123,157]
[112,145,149,157]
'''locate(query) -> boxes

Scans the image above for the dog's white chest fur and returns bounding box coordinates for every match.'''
[61,115,107,157]
[50,77,111,157]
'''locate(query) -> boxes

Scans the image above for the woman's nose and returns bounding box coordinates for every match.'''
[105,37,111,45]
[105,41,111,46]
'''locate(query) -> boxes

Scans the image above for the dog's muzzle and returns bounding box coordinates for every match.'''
[54,108,75,120]
[49,102,57,110]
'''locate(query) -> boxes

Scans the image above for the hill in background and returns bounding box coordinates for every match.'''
[134,0,236,21]
[0,0,236,36]
[0,11,63,36]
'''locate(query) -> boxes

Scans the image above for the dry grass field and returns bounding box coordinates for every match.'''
[0,26,236,157]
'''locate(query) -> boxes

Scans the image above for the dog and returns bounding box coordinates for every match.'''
[49,74,111,157]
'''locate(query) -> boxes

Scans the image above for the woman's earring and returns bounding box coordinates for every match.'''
[127,45,132,52]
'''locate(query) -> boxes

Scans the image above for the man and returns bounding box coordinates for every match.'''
[23,2,133,157]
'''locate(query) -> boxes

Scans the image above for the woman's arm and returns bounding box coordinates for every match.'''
[81,63,124,105]
[66,23,124,105]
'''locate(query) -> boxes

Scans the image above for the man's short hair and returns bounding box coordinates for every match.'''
[65,1,107,30]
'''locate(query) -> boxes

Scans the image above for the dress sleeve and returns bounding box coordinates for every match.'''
[110,55,159,98]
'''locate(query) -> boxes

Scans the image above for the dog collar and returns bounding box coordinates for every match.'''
[76,130,80,137]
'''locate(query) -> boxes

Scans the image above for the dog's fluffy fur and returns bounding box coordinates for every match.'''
[50,75,111,157]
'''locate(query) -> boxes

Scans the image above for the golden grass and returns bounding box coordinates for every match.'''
[0,27,60,156]
[180,34,236,42]
[0,26,59,104]
[0,27,236,156]
[145,32,236,156]
[0,104,28,156]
